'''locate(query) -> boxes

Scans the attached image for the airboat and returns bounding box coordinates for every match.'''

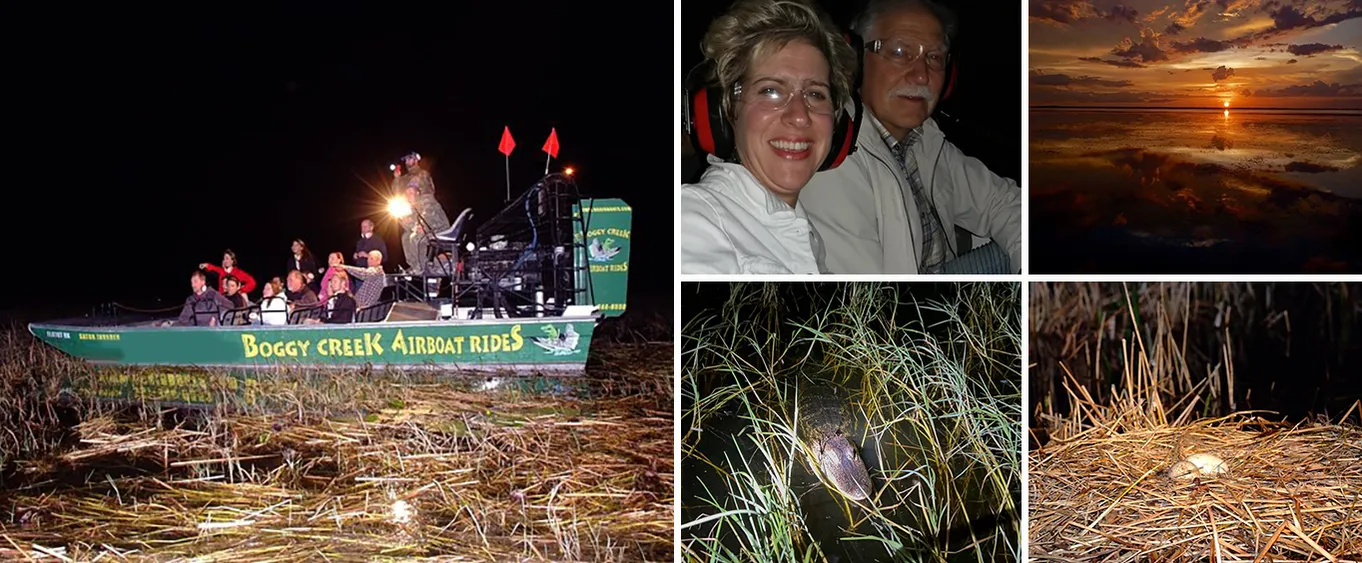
[28,172,631,405]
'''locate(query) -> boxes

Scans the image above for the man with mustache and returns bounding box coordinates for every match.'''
[799,0,1020,274]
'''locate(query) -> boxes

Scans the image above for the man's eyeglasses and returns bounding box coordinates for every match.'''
[866,39,951,71]
[732,81,836,115]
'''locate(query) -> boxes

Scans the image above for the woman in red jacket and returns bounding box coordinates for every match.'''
[200,249,257,296]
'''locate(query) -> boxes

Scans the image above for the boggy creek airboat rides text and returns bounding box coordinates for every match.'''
[28,168,632,407]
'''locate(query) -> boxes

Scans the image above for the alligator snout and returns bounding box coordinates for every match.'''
[816,433,874,501]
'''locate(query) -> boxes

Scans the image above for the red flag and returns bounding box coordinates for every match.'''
[541,128,560,158]
[498,126,515,156]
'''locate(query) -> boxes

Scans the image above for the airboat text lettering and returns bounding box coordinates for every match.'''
[585,227,630,239]
[590,263,628,273]
[389,325,523,356]
[92,370,254,405]
[241,334,313,358]
[239,326,524,360]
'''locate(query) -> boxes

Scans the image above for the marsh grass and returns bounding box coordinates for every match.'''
[680,282,1022,562]
[0,321,674,562]
[1029,283,1362,561]
[1029,282,1362,422]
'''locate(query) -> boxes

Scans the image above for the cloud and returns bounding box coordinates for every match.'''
[1171,37,1236,53]
[1111,27,1170,62]
[1212,65,1236,81]
[1078,56,1147,68]
[1288,58,1298,63]
[1253,80,1362,97]
[1031,0,1103,24]
[1252,5,1362,41]
[1031,0,1144,25]
[1164,22,1187,34]
[1106,4,1139,23]
[1168,0,1214,27]
[1287,43,1345,57]
[1031,71,1136,88]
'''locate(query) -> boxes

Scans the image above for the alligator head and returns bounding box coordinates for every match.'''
[815,432,874,501]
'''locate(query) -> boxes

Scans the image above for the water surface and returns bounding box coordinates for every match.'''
[1029,108,1362,273]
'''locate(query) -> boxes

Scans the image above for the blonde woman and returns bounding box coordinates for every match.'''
[681,0,857,274]
[250,277,289,326]
[318,252,351,302]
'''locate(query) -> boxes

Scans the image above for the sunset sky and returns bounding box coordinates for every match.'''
[1029,0,1362,108]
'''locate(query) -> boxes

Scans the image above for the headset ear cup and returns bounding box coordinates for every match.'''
[819,98,863,172]
[709,88,735,161]
[819,113,854,171]
[687,86,717,156]
[684,61,737,162]
[818,32,864,172]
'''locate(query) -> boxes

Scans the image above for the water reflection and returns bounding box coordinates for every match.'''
[1030,108,1362,273]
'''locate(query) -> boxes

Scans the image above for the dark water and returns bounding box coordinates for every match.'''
[1029,108,1362,274]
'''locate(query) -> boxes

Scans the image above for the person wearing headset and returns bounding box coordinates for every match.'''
[680,0,858,275]
[799,0,1021,275]
[392,152,452,274]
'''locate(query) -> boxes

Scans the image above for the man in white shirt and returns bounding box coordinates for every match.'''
[799,0,1021,274]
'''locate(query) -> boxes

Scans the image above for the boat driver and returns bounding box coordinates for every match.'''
[393,152,452,274]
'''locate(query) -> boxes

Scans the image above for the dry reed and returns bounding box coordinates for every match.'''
[0,326,674,562]
[1029,284,1362,561]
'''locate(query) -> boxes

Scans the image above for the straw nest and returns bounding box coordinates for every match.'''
[0,330,674,562]
[1030,411,1362,561]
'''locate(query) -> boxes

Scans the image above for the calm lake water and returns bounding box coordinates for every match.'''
[1029,108,1362,273]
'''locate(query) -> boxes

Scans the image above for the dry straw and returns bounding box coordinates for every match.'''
[0,326,674,562]
[1029,282,1362,561]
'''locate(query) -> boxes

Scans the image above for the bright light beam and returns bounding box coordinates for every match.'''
[387,197,413,219]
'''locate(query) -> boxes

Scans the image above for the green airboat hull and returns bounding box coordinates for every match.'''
[29,315,601,406]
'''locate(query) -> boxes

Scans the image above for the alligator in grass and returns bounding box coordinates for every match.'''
[794,380,875,501]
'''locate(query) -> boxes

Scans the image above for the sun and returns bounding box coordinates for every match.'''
[1223,101,1230,108]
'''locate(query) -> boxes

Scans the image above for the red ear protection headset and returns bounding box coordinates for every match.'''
[684,35,863,172]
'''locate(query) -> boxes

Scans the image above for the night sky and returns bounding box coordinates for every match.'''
[681,0,1024,184]
[6,5,670,323]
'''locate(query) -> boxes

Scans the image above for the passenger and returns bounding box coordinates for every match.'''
[798,0,1022,274]
[288,239,320,292]
[680,0,857,274]
[249,277,288,326]
[318,252,351,302]
[284,270,319,322]
[200,249,257,295]
[337,249,388,309]
[163,270,236,327]
[220,276,253,324]
[394,152,452,273]
[308,270,356,324]
[353,218,387,295]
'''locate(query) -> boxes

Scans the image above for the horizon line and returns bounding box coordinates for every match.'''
[1029,105,1362,111]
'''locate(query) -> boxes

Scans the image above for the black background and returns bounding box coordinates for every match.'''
[3,4,671,325]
